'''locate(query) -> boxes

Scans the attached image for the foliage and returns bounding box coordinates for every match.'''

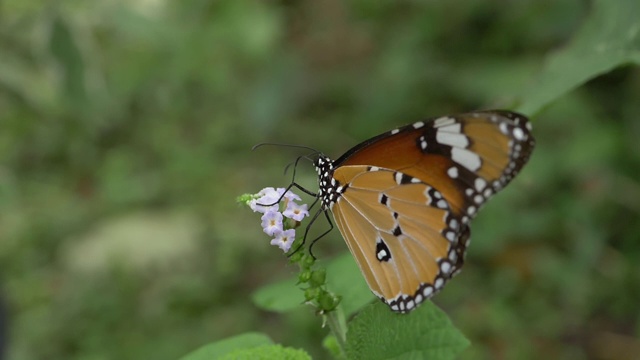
[1,0,639,359]
[180,332,311,360]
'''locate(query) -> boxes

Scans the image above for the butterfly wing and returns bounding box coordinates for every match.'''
[325,110,534,312]
[331,166,469,312]
[335,110,535,219]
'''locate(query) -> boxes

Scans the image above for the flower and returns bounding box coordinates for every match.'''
[283,201,309,221]
[249,187,281,213]
[244,187,308,253]
[261,210,283,236]
[280,188,301,202]
[270,229,296,252]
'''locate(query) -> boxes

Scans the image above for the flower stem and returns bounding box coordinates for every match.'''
[326,305,348,356]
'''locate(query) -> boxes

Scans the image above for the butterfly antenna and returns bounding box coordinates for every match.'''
[255,154,319,207]
[252,142,321,155]
[284,152,316,176]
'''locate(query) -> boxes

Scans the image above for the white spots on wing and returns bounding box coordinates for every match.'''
[436,131,469,148]
[445,230,456,242]
[377,248,388,261]
[447,166,458,179]
[451,147,482,171]
[411,177,421,184]
[448,250,458,263]
[415,294,423,304]
[513,127,525,140]
[467,205,476,216]
[413,121,425,129]
[440,261,452,274]
[434,277,444,290]
[525,121,533,131]
[419,135,428,150]
[475,177,487,192]
[433,116,456,127]
[474,194,484,204]
[439,123,462,133]
[435,118,468,149]
[499,122,509,135]
[423,285,433,298]
[394,172,403,184]
[390,128,400,135]
[437,199,448,209]
[369,166,380,172]
[449,218,459,230]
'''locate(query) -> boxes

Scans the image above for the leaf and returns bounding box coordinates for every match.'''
[49,13,86,104]
[180,332,273,360]
[324,252,375,316]
[346,302,470,360]
[518,0,640,115]
[220,345,311,360]
[251,274,301,312]
[251,253,373,315]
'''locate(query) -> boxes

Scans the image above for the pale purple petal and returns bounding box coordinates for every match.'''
[249,187,282,213]
[283,201,309,221]
[261,210,284,236]
[270,229,296,252]
[278,187,301,202]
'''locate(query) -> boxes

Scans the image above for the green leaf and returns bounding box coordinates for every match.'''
[518,0,640,115]
[49,13,86,104]
[252,273,302,312]
[346,302,470,360]
[180,332,273,360]
[220,345,311,360]
[324,253,375,316]
[251,252,373,315]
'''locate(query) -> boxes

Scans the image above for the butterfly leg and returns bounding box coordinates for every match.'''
[288,209,334,259]
[307,211,334,259]
[284,152,318,197]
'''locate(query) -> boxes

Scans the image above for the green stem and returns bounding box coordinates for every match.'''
[326,306,348,356]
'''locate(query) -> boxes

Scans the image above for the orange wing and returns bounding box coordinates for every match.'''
[334,110,535,220]
[317,110,534,313]
[331,166,469,312]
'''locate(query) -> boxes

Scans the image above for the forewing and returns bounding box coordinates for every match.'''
[335,110,535,219]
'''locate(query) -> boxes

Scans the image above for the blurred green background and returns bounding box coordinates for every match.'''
[1,0,639,359]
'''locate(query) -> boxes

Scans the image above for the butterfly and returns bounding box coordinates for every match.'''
[308,110,535,313]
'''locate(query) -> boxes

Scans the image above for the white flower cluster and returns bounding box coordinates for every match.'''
[249,187,310,252]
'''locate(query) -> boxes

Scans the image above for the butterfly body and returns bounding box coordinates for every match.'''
[313,110,534,313]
